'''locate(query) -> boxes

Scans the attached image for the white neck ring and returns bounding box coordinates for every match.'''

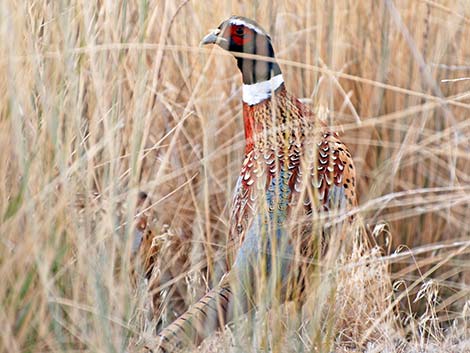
[242,74,284,106]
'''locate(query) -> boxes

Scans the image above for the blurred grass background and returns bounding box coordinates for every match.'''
[1,0,469,352]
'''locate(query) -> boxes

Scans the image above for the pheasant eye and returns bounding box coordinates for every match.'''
[229,25,252,45]
[235,27,245,36]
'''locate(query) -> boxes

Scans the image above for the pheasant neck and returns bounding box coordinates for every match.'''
[242,74,284,106]
[242,84,290,154]
[236,45,282,85]
[237,57,281,85]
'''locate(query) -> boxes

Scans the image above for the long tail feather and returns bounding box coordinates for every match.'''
[148,280,234,353]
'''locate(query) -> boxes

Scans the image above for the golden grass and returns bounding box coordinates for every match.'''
[1,0,469,352]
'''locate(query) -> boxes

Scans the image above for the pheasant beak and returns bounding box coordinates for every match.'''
[200,28,227,46]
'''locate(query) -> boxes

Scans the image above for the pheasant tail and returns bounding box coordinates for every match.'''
[149,279,235,352]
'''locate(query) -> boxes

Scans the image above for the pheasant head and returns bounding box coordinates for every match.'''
[201,16,284,98]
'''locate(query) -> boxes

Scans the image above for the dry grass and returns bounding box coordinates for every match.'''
[1,0,469,352]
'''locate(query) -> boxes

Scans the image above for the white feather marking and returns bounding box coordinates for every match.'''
[243,74,284,106]
[326,175,333,186]
[313,177,323,189]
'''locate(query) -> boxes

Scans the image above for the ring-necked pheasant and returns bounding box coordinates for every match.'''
[148,16,357,352]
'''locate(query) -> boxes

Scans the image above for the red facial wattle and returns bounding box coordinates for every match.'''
[230,26,252,46]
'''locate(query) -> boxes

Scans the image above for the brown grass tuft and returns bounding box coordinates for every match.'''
[1,1,469,352]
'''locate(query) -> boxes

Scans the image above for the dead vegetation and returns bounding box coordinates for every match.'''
[1,1,469,352]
